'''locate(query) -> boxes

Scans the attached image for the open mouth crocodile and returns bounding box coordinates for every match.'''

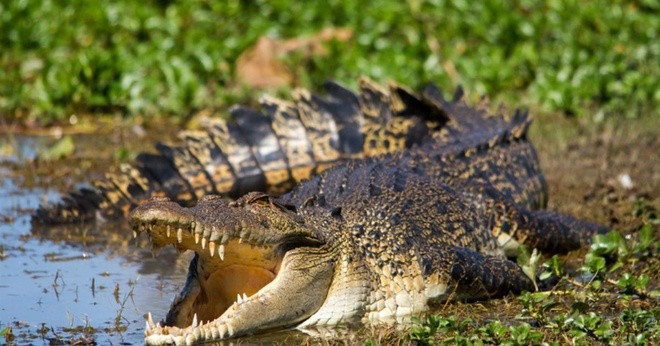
[127,81,606,345]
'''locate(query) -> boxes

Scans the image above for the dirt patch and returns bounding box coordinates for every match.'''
[534,114,659,231]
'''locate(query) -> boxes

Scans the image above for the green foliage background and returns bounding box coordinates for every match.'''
[1,0,658,122]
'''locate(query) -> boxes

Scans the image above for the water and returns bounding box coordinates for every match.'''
[0,136,189,344]
[0,135,311,345]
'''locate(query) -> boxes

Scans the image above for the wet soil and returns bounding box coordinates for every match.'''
[0,113,657,345]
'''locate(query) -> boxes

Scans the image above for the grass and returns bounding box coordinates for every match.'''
[394,224,659,345]
[1,0,658,123]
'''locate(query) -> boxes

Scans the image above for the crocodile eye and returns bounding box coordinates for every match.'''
[244,192,271,204]
[200,195,223,202]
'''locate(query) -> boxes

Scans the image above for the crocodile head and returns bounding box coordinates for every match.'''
[129,192,335,345]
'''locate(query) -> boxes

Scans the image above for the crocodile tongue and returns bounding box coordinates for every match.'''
[129,194,329,345]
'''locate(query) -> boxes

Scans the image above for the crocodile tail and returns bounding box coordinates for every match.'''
[421,83,532,148]
[421,83,543,203]
[32,78,450,224]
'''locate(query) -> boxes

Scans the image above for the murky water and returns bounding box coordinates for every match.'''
[0,136,190,344]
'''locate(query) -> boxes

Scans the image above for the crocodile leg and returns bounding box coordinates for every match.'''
[488,200,608,255]
[424,246,536,304]
[524,210,609,252]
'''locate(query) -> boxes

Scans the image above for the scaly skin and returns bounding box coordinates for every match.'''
[129,83,607,345]
[33,78,448,224]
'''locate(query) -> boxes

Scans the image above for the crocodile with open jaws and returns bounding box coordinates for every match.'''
[123,80,606,345]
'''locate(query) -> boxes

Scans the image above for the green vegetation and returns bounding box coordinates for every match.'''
[1,324,14,343]
[1,0,658,123]
[399,224,659,345]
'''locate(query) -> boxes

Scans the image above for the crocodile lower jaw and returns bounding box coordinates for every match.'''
[144,280,275,345]
[133,223,285,344]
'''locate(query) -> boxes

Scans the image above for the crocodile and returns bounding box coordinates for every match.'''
[33,78,450,224]
[128,81,607,345]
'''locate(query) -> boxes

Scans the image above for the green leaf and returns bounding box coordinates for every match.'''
[38,136,75,161]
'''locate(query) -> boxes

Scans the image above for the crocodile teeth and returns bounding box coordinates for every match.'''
[242,293,248,302]
[195,233,200,244]
[133,230,138,238]
[166,225,171,238]
[201,237,207,250]
[147,312,155,329]
[218,244,225,261]
[145,321,151,334]
[236,293,243,305]
[192,313,198,328]
[177,228,183,243]
[209,241,216,257]
[218,324,227,338]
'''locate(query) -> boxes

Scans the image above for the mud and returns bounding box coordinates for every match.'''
[0,113,657,344]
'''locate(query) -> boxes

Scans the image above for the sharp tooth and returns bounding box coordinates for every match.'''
[195,233,200,244]
[227,323,235,336]
[239,237,243,244]
[192,313,198,328]
[156,322,161,328]
[145,321,151,334]
[133,230,138,238]
[209,241,216,257]
[201,238,207,250]
[242,293,248,302]
[177,228,183,243]
[166,225,171,237]
[218,324,227,338]
[236,293,243,304]
[218,244,225,261]
[147,312,155,328]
